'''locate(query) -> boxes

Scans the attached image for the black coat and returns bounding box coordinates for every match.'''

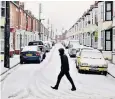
[60,54,69,72]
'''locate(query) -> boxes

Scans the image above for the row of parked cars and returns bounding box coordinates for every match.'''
[62,40,108,76]
[20,40,56,64]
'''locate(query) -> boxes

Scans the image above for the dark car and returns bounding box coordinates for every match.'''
[20,46,44,64]
[28,41,44,46]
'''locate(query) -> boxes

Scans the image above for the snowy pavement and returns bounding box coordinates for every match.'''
[0,55,20,75]
[1,43,115,99]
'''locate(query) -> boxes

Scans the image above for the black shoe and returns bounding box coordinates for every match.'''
[71,87,76,91]
[51,86,58,90]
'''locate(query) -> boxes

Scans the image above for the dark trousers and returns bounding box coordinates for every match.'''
[55,71,76,88]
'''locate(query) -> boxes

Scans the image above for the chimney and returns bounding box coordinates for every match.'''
[20,2,24,9]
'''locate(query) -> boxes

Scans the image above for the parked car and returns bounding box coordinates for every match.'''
[44,41,52,49]
[68,41,80,57]
[37,45,46,60]
[44,43,50,52]
[76,49,108,76]
[68,40,80,48]
[28,40,44,46]
[20,46,45,64]
[64,41,69,49]
[51,40,56,46]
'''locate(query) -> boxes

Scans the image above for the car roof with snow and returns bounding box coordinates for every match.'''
[81,47,94,50]
[81,49,101,53]
[22,46,39,52]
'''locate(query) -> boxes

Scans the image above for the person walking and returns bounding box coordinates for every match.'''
[51,48,76,91]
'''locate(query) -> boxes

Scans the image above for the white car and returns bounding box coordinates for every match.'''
[68,44,81,57]
[44,41,52,49]
[68,40,79,48]
[64,41,69,49]
[76,49,108,76]
[44,43,50,52]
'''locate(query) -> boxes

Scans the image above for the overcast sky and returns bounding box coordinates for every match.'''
[24,1,94,35]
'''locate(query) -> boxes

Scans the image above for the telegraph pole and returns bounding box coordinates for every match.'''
[4,1,10,68]
[19,5,22,53]
[39,3,41,40]
[51,24,52,40]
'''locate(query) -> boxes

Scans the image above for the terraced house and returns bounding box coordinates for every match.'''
[0,1,50,57]
[66,1,115,64]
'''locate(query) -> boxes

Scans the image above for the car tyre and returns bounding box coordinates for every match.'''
[103,71,107,76]
[37,59,41,64]
[20,60,23,64]
[78,69,82,73]
[76,62,78,69]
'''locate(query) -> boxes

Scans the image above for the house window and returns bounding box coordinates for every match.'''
[105,1,113,21]
[92,13,93,24]
[106,12,111,20]
[2,1,6,7]
[105,29,112,51]
[113,28,115,52]
[101,31,104,50]
[1,8,5,17]
[0,28,4,39]
[101,5,104,19]
[107,3,111,11]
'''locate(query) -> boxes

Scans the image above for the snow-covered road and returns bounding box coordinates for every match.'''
[1,43,115,99]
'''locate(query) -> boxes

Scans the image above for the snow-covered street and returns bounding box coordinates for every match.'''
[1,43,115,99]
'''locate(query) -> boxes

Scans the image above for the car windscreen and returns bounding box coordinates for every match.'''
[70,41,80,46]
[28,41,43,46]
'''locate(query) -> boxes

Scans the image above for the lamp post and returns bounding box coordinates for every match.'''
[38,3,45,40]
[38,19,45,40]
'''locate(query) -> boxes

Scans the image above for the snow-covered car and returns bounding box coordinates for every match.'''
[44,43,50,52]
[51,40,56,46]
[64,41,69,49]
[68,40,79,48]
[44,41,52,49]
[68,43,80,57]
[20,46,45,64]
[68,48,77,57]
[76,49,108,76]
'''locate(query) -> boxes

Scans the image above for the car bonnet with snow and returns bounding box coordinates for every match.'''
[80,50,107,67]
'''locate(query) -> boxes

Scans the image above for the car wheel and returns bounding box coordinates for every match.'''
[37,59,41,64]
[78,69,82,73]
[76,63,79,69]
[103,71,107,76]
[69,55,72,57]
[20,60,23,64]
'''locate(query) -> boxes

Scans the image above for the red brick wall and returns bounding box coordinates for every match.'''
[27,15,32,31]
[10,2,19,29]
[33,18,36,32]
[20,9,26,30]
